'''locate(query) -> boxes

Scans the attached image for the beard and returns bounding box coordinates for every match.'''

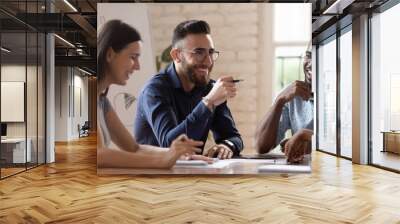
[181,57,212,87]
[304,71,312,85]
[303,61,312,87]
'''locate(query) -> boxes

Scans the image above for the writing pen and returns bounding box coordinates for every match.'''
[231,79,244,83]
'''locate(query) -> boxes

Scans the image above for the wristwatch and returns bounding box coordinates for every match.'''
[221,139,236,153]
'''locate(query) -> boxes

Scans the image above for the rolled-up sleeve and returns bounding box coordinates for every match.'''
[276,103,291,145]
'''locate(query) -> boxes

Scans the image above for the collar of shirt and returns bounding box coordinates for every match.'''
[165,63,213,97]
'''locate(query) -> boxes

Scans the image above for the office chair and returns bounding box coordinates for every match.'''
[79,121,90,138]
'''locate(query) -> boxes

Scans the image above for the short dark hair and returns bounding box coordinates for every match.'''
[97,20,141,81]
[172,20,210,47]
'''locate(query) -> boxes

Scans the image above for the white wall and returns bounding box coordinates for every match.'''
[1,64,46,163]
[55,67,68,141]
[72,73,89,138]
[54,67,89,141]
[1,65,34,138]
[1,66,26,127]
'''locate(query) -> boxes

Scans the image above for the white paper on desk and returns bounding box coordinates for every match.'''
[207,160,237,169]
[230,159,275,164]
[175,160,208,166]
[174,159,236,169]
[258,164,311,173]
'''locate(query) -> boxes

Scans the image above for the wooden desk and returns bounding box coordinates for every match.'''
[381,131,400,154]
[1,138,32,164]
[97,155,311,175]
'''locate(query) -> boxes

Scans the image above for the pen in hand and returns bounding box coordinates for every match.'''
[231,79,244,83]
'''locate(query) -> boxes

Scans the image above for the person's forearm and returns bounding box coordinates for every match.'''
[138,144,169,152]
[97,147,175,169]
[158,102,212,147]
[110,126,140,152]
[255,97,286,154]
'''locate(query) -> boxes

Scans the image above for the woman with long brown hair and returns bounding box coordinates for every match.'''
[97,20,211,168]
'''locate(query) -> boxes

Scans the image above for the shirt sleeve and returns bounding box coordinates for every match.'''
[305,118,314,131]
[141,85,213,147]
[210,102,244,156]
[276,102,291,145]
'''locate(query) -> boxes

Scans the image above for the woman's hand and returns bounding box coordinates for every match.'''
[180,154,214,164]
[164,134,204,167]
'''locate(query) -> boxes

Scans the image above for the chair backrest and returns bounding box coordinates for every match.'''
[82,121,90,129]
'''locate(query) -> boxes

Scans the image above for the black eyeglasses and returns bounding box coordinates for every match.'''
[181,48,220,62]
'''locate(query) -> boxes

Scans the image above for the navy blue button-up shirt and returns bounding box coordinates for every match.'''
[134,63,244,156]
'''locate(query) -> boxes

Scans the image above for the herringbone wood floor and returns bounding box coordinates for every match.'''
[1,134,400,224]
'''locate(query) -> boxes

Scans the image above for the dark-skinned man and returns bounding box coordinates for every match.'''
[255,51,313,163]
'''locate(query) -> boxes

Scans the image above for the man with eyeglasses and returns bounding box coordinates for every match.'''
[255,51,313,163]
[134,20,243,159]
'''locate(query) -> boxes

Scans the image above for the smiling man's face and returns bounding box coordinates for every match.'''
[179,34,215,87]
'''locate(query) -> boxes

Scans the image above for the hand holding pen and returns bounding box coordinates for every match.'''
[203,76,241,109]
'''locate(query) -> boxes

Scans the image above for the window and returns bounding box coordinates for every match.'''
[339,28,352,158]
[370,2,400,171]
[274,47,304,96]
[317,36,337,154]
[0,1,47,179]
